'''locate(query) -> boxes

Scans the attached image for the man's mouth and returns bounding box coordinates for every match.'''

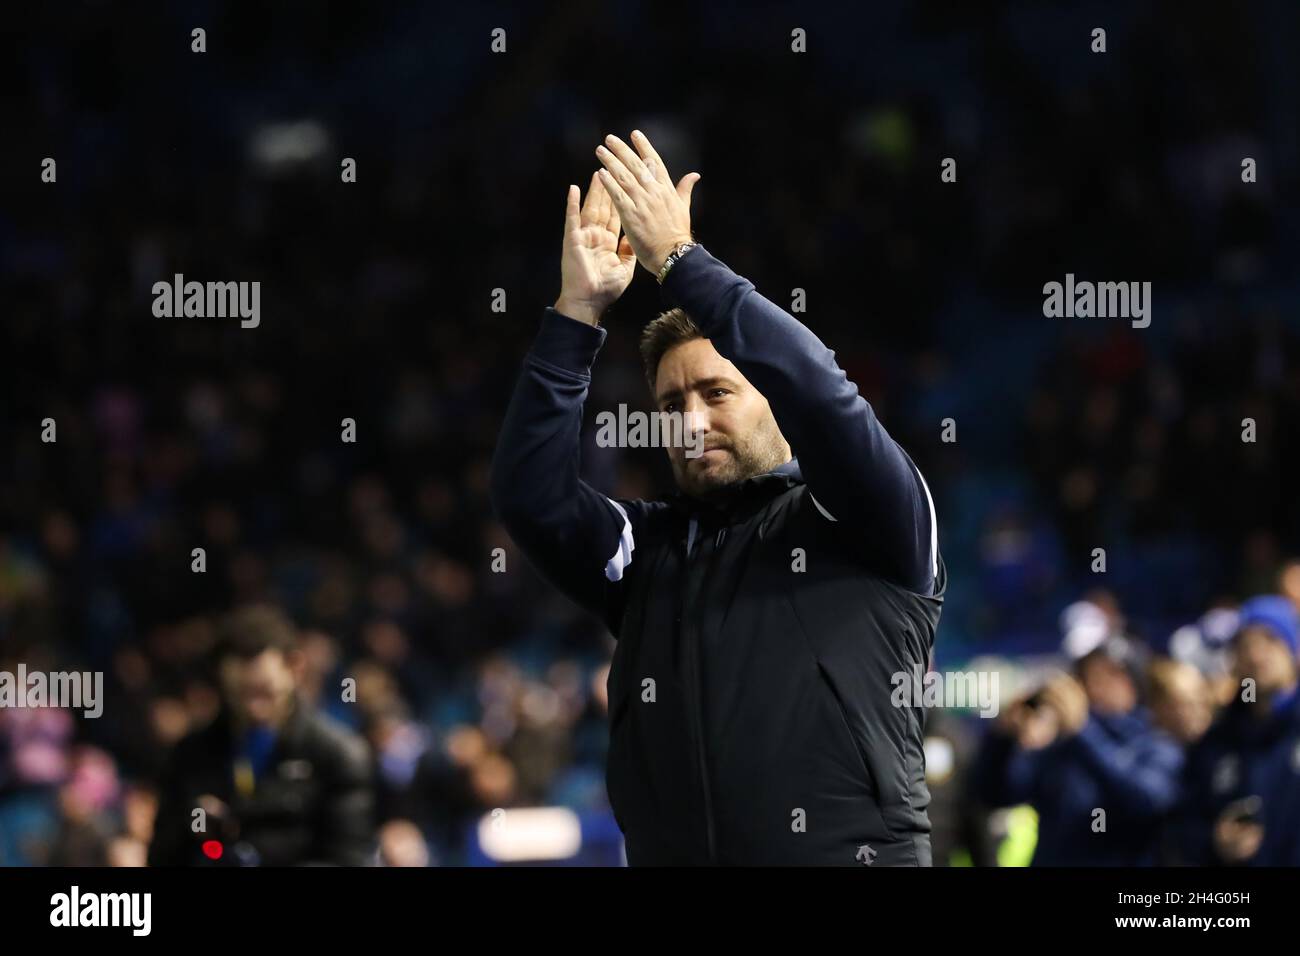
[693,447,730,464]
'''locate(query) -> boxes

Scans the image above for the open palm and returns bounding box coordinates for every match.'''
[556,171,637,325]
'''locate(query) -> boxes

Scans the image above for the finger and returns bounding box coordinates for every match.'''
[606,192,622,238]
[594,169,617,229]
[605,133,653,183]
[601,171,619,230]
[595,140,642,196]
[631,129,673,187]
[597,167,632,212]
[587,169,616,233]
[564,184,580,234]
[596,145,639,198]
[676,172,701,210]
[580,171,603,225]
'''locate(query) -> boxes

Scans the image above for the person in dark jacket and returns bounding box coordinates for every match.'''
[148,605,375,866]
[974,636,1183,865]
[1172,596,1300,866]
[490,131,944,865]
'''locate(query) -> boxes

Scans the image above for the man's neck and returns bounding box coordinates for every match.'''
[234,695,297,736]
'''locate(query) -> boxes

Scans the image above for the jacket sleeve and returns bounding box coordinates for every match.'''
[147,739,195,866]
[489,308,653,625]
[1167,734,1221,865]
[311,729,376,866]
[1069,719,1183,820]
[659,245,936,593]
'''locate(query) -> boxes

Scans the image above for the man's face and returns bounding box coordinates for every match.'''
[1232,626,1298,695]
[1150,665,1212,744]
[1078,654,1137,715]
[653,338,791,499]
[219,648,300,728]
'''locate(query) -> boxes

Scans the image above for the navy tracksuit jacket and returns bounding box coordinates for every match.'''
[490,244,944,865]
[974,708,1183,866]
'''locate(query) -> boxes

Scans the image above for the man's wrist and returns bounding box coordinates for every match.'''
[534,307,608,375]
[654,238,697,284]
[553,296,603,327]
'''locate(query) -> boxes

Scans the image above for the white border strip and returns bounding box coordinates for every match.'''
[603,497,635,582]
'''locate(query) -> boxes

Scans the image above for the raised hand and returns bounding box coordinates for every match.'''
[554,171,637,326]
[594,130,700,275]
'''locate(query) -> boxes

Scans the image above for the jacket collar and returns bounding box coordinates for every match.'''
[1094,707,1160,739]
[666,457,803,522]
[215,693,309,754]
[1222,684,1300,741]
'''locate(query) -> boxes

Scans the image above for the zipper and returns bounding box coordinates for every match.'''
[681,515,723,863]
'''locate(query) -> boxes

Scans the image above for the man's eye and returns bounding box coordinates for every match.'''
[709,389,730,399]
[663,403,677,413]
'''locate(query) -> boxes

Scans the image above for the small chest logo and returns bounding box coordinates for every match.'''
[855,844,877,866]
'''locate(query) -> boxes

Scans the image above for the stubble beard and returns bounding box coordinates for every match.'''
[672,420,790,501]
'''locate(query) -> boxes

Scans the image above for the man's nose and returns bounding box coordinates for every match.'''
[681,400,710,438]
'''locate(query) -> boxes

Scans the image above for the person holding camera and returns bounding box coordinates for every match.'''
[974,634,1183,866]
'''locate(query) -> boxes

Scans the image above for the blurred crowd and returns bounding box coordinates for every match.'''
[3,1,1300,864]
[930,582,1300,866]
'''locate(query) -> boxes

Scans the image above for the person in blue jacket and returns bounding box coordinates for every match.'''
[1172,596,1300,866]
[974,635,1183,865]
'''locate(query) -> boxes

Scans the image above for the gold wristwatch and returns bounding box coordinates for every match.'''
[656,241,697,284]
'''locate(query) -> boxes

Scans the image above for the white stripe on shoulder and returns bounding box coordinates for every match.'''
[809,492,837,522]
[603,497,635,582]
[911,464,939,581]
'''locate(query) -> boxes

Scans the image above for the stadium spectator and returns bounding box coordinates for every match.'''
[1147,657,1214,746]
[148,605,375,865]
[1172,596,1300,865]
[974,635,1183,865]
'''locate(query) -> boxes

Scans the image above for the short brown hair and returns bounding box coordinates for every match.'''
[639,308,701,392]
[214,604,298,663]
